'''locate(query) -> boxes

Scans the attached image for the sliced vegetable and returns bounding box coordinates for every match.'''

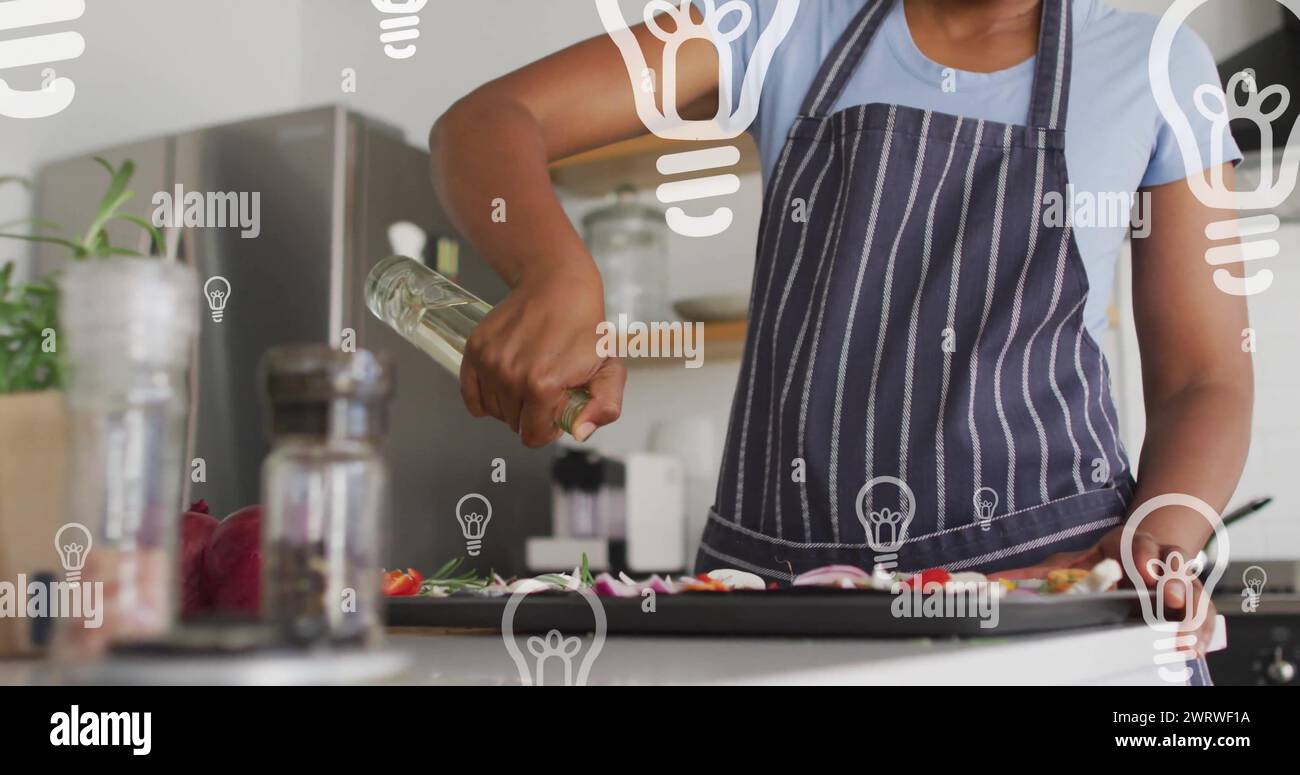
[792,564,873,589]
[706,569,765,591]
[902,568,952,591]
[383,568,422,597]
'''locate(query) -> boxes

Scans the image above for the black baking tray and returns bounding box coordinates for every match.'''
[385,588,1146,638]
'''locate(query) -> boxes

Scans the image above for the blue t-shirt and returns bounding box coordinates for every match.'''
[696,0,1241,340]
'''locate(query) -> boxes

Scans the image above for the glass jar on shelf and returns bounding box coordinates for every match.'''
[582,186,671,327]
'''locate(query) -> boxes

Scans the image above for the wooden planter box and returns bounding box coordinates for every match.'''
[0,391,66,656]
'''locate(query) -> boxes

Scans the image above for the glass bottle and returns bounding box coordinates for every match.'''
[365,255,590,434]
[260,345,391,647]
[60,258,197,648]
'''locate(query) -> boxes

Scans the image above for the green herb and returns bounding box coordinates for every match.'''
[0,158,165,259]
[417,556,490,595]
[0,159,165,394]
[0,261,60,392]
[580,552,595,588]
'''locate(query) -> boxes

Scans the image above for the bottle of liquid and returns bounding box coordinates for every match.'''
[261,345,392,647]
[365,255,590,435]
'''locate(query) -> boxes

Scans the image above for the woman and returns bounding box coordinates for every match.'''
[430,0,1252,654]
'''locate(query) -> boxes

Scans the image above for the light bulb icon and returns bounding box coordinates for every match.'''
[855,475,916,571]
[455,492,492,557]
[53,522,92,583]
[974,486,998,532]
[594,0,801,237]
[502,586,606,686]
[1149,0,1300,297]
[1241,564,1267,613]
[203,275,230,323]
[0,0,86,120]
[371,0,426,60]
[1120,493,1228,683]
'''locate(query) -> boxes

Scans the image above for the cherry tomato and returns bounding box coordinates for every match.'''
[383,568,422,596]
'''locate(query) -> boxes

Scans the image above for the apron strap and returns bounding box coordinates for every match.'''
[799,0,892,117]
[1026,0,1074,130]
[797,0,1075,130]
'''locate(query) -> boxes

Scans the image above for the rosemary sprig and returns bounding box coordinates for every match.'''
[417,556,490,595]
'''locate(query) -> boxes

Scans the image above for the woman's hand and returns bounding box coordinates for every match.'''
[989,526,1219,656]
[429,5,722,449]
[460,261,625,447]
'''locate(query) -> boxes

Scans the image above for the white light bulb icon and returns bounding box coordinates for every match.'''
[1149,0,1300,297]
[594,0,801,237]
[203,275,230,323]
[502,586,607,686]
[856,475,916,572]
[53,522,92,582]
[1241,564,1267,612]
[455,492,492,557]
[371,0,426,60]
[0,0,86,120]
[974,486,998,532]
[1120,493,1228,683]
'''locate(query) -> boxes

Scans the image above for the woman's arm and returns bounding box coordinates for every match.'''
[429,9,721,447]
[1127,163,1254,552]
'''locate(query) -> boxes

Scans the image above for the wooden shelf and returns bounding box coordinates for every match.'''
[550,133,760,197]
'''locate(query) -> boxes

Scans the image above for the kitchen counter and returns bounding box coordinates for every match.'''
[389,625,1174,685]
[0,624,1179,685]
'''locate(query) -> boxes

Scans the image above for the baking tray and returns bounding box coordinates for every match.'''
[386,588,1147,638]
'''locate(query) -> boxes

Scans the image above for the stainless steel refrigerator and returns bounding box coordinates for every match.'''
[34,105,552,575]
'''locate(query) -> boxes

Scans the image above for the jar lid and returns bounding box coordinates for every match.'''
[262,345,392,438]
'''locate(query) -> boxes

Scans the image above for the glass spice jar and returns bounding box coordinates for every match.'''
[260,345,392,647]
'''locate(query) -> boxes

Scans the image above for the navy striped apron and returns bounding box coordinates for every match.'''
[697,0,1133,582]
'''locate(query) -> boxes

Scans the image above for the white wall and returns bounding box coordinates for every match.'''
[0,0,306,279]
[1109,0,1284,57]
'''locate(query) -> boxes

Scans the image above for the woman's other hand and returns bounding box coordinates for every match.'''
[989,526,1219,656]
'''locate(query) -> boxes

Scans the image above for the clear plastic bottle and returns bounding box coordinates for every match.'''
[365,255,590,435]
[59,258,197,649]
[260,346,392,647]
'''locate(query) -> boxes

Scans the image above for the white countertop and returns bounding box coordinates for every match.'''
[391,625,1173,686]
[0,624,1178,685]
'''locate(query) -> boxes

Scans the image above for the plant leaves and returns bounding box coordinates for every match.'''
[81,189,135,252]
[111,213,166,256]
[0,232,84,252]
[93,156,134,213]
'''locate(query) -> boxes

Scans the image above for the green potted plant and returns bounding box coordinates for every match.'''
[0,159,164,655]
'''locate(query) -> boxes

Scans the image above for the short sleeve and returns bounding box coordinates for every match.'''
[690,0,771,131]
[1142,25,1243,188]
